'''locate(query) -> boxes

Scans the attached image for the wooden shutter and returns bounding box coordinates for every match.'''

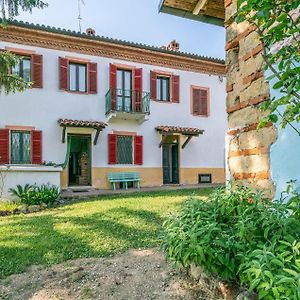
[134,135,143,165]
[0,129,9,164]
[134,68,143,112]
[109,64,117,110]
[192,88,200,115]
[88,62,98,94]
[31,54,43,88]
[150,71,157,100]
[199,89,209,116]
[31,130,42,164]
[108,134,117,164]
[172,75,180,103]
[59,57,69,90]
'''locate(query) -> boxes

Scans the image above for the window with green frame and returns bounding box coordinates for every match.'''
[11,131,31,164]
[117,135,133,164]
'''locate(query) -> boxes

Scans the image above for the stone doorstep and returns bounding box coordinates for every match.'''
[60,183,224,200]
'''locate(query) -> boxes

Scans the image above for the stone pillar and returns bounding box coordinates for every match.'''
[224,0,277,196]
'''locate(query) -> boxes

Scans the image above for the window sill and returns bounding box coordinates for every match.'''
[0,165,63,172]
[63,90,89,95]
[151,99,173,104]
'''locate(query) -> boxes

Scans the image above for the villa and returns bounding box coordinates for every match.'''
[0,20,226,196]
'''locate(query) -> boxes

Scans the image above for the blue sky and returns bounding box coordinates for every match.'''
[18,0,225,59]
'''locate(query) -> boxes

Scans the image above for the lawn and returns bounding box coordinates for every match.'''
[0,188,213,279]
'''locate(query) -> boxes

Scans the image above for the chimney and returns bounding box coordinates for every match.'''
[86,28,96,36]
[161,40,180,52]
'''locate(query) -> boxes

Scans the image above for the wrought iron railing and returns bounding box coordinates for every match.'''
[105,89,150,115]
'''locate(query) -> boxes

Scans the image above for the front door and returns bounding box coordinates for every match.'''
[68,135,91,186]
[163,142,179,184]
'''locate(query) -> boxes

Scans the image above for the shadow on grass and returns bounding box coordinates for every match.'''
[0,207,165,279]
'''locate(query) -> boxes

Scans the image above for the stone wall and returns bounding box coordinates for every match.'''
[224,0,277,196]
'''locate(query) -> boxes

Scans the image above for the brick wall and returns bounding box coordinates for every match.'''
[225,0,277,196]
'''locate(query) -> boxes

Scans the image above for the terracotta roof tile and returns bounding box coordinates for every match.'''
[155,125,204,136]
[58,119,107,129]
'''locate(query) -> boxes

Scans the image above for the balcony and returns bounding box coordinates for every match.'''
[105,89,150,123]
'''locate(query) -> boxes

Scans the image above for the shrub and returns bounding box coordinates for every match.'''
[162,185,300,298]
[9,183,60,205]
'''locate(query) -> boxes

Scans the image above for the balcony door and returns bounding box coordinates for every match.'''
[117,69,132,112]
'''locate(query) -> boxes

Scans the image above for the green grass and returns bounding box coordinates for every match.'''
[0,188,213,278]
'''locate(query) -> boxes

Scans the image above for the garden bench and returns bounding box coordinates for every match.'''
[107,172,141,190]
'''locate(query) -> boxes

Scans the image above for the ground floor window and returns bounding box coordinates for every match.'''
[117,135,133,164]
[11,131,31,164]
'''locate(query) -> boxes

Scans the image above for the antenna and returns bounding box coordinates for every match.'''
[77,0,85,32]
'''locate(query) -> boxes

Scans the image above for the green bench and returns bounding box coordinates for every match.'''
[107,172,141,190]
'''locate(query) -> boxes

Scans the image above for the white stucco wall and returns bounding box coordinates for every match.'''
[0,41,227,189]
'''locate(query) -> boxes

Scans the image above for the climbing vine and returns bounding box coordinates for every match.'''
[236,0,300,134]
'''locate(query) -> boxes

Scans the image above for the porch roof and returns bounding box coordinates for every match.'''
[155,125,204,136]
[58,119,107,129]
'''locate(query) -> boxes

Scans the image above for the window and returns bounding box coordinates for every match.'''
[191,86,209,116]
[156,76,170,101]
[11,56,31,82]
[69,63,87,92]
[116,69,132,112]
[11,131,31,164]
[199,174,212,184]
[117,135,133,164]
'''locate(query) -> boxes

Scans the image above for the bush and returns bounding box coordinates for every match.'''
[162,185,300,299]
[9,183,60,205]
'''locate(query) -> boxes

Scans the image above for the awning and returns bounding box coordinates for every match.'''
[155,125,204,149]
[58,119,107,145]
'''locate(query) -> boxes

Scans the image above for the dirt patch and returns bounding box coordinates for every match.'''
[0,249,223,300]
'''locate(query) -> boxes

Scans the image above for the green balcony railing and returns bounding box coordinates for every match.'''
[105,89,150,115]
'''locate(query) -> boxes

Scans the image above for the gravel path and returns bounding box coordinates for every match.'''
[0,249,215,300]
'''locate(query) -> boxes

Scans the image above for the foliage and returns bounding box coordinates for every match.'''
[0,51,32,94]
[0,188,212,278]
[236,0,300,134]
[0,0,48,94]
[162,185,300,299]
[0,0,48,19]
[9,183,60,205]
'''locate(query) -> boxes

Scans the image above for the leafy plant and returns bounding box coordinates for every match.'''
[9,183,60,205]
[236,0,300,134]
[162,185,300,298]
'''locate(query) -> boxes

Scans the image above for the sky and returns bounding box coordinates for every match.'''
[17,0,225,59]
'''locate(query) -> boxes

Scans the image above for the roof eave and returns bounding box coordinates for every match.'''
[158,1,224,27]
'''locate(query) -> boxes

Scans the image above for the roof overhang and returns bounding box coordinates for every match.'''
[58,119,107,145]
[156,125,204,149]
[159,0,225,27]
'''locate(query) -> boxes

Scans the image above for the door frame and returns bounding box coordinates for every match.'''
[162,135,180,185]
[68,133,92,187]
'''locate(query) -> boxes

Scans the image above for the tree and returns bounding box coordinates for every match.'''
[0,0,48,94]
[236,1,300,135]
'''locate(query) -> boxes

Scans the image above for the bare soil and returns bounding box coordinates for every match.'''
[0,249,223,300]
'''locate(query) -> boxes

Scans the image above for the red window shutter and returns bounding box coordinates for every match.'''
[134,135,143,165]
[110,63,117,110]
[192,88,200,115]
[0,129,9,165]
[108,134,117,164]
[172,75,180,103]
[134,68,143,112]
[59,57,69,90]
[31,54,43,88]
[150,71,157,100]
[31,130,42,164]
[199,89,209,116]
[88,62,98,94]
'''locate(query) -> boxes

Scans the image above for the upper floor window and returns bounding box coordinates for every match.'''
[156,76,170,101]
[59,57,98,94]
[191,86,209,117]
[69,63,87,92]
[11,131,31,164]
[150,71,180,103]
[11,56,31,82]
[116,69,132,112]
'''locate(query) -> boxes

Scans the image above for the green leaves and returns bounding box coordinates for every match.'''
[236,0,300,135]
